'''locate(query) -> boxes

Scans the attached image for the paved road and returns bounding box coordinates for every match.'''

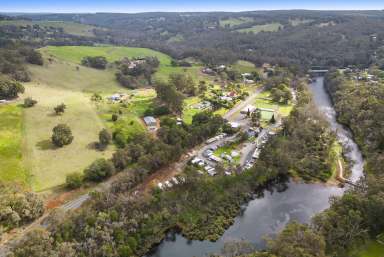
[224,86,265,121]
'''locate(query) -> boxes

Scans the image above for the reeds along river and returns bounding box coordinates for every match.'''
[147,77,364,257]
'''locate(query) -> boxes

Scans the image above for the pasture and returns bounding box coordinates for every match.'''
[0,104,28,184]
[219,17,253,28]
[237,22,283,34]
[40,45,204,82]
[0,20,97,37]
[23,83,114,191]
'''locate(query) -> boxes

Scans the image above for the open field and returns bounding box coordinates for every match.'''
[219,17,253,28]
[237,22,283,34]
[0,104,28,184]
[23,83,114,191]
[289,18,314,26]
[231,60,257,73]
[254,91,293,118]
[40,46,204,82]
[28,57,123,94]
[0,20,97,37]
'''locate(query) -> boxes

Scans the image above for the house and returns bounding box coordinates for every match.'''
[108,94,121,101]
[143,116,157,130]
[229,122,241,129]
[244,79,255,84]
[220,96,233,101]
[202,67,215,75]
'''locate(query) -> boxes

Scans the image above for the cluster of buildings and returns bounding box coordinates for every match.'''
[157,176,186,190]
[108,93,129,102]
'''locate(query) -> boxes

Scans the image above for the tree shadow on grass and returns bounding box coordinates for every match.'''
[36,139,58,150]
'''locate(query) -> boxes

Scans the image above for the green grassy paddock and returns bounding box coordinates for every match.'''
[0,104,28,184]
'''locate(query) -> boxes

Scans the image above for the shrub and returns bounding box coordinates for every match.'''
[54,103,66,115]
[98,129,111,149]
[84,158,115,182]
[112,113,118,122]
[51,124,73,147]
[65,172,83,189]
[81,56,107,69]
[0,78,25,99]
[23,97,37,108]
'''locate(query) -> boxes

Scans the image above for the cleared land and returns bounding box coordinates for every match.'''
[289,19,314,26]
[237,22,283,34]
[219,17,253,28]
[23,83,114,191]
[0,20,97,37]
[41,45,203,81]
[254,91,293,119]
[0,104,28,184]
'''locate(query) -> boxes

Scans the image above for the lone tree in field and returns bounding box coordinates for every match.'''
[54,103,66,115]
[23,97,37,108]
[51,124,73,147]
[98,128,111,150]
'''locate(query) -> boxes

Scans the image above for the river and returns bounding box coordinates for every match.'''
[147,77,364,257]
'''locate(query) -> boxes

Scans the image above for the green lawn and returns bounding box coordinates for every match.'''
[0,20,98,37]
[219,17,253,28]
[0,104,28,184]
[355,240,384,257]
[237,23,283,34]
[231,60,257,73]
[96,89,155,141]
[255,91,293,118]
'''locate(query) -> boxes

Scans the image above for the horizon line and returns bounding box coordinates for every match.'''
[1,9,384,15]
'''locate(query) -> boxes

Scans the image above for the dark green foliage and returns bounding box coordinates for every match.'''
[169,73,196,96]
[267,222,326,257]
[84,158,115,182]
[0,183,44,231]
[51,124,73,147]
[115,56,159,88]
[25,49,44,65]
[0,78,24,99]
[65,172,83,189]
[54,103,66,115]
[81,56,108,69]
[23,97,37,108]
[98,128,111,149]
[155,80,185,114]
[111,113,118,122]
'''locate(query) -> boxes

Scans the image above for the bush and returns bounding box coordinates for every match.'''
[23,97,37,108]
[51,124,73,147]
[65,172,83,189]
[0,78,25,99]
[26,50,43,65]
[84,158,115,182]
[112,113,118,122]
[81,56,107,69]
[98,129,111,149]
[54,103,66,115]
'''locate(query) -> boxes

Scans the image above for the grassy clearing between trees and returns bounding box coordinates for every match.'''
[40,46,203,82]
[237,22,283,34]
[254,90,293,119]
[22,84,113,191]
[0,20,97,37]
[219,17,254,28]
[0,104,28,184]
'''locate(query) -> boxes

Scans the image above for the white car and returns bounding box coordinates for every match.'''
[172,177,179,184]
[158,182,164,189]
[165,180,173,188]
